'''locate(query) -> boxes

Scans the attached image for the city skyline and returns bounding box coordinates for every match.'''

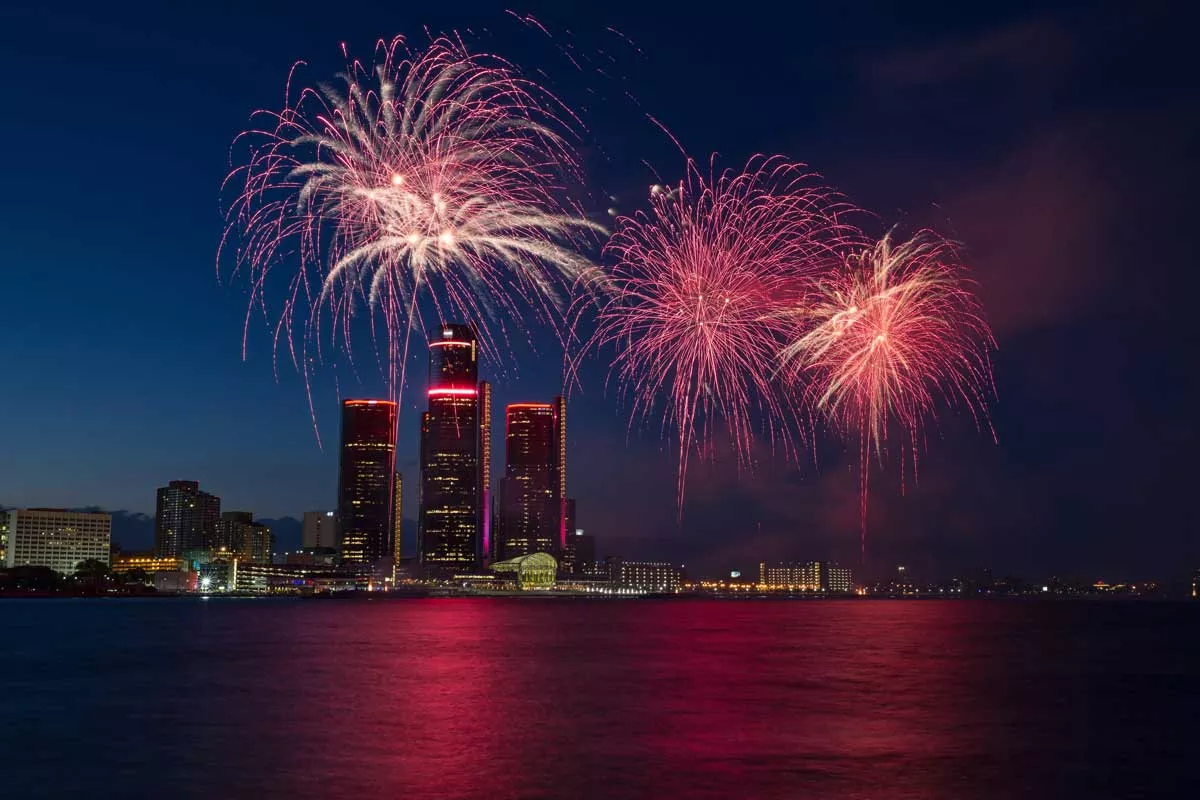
[0,1,1193,582]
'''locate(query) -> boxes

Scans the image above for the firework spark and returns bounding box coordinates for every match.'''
[221,35,605,419]
[780,229,996,554]
[591,156,855,509]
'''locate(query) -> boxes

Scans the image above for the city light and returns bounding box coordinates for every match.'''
[427,387,478,397]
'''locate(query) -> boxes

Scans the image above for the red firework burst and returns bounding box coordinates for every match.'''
[220,35,604,426]
[591,156,856,509]
[781,229,996,554]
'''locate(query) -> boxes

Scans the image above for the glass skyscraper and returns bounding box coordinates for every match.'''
[497,396,567,561]
[337,399,398,567]
[418,324,490,575]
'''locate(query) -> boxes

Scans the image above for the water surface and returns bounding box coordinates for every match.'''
[2,598,1197,798]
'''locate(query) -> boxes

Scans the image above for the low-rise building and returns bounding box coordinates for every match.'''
[611,560,681,593]
[759,561,853,594]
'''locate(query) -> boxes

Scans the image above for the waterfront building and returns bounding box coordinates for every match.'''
[563,529,595,575]
[758,561,853,593]
[496,399,566,561]
[337,399,398,568]
[154,480,220,557]
[4,509,112,574]
[111,553,187,576]
[154,571,196,593]
[611,560,681,593]
[301,511,339,550]
[0,511,8,564]
[418,324,490,575]
[490,552,558,590]
[216,511,272,564]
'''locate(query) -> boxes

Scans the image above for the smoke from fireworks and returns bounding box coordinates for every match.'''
[591,156,855,508]
[779,229,996,554]
[221,35,605,418]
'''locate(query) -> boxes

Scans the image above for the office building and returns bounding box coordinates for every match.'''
[5,509,112,574]
[155,480,220,557]
[337,399,398,568]
[564,529,596,575]
[302,511,339,550]
[419,324,490,575]
[216,511,272,565]
[611,560,682,593]
[496,399,567,561]
[759,561,853,593]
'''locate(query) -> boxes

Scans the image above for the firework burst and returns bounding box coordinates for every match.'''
[591,156,855,509]
[221,35,605,417]
[780,229,996,553]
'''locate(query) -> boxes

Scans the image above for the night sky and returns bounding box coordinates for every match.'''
[0,0,1193,581]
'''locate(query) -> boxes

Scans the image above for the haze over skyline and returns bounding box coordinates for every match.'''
[0,0,1193,579]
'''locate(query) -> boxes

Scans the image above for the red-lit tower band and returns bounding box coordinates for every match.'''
[495,396,567,561]
[418,323,490,575]
[337,399,398,569]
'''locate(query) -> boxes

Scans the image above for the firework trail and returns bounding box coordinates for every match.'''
[220,35,606,423]
[779,229,996,556]
[590,156,855,510]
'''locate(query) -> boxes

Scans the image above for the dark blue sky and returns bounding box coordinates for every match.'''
[0,0,1193,580]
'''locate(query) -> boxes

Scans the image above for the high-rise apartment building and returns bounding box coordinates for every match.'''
[216,511,272,565]
[155,480,220,557]
[337,399,398,568]
[418,324,490,574]
[302,511,339,550]
[5,509,112,574]
[0,511,8,565]
[496,399,566,561]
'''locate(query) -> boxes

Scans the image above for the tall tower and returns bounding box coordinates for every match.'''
[155,480,220,558]
[392,472,403,566]
[337,399,398,567]
[497,397,566,560]
[418,323,488,575]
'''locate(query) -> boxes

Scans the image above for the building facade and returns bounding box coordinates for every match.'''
[155,480,220,557]
[337,399,398,568]
[759,561,853,593]
[611,560,682,593]
[5,509,112,574]
[216,511,272,565]
[418,324,490,575]
[496,401,566,561]
[302,511,339,550]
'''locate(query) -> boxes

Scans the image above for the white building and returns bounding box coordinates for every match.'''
[5,509,112,574]
[302,510,339,550]
[612,561,682,593]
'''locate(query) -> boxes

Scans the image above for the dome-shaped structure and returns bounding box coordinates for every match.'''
[489,552,557,590]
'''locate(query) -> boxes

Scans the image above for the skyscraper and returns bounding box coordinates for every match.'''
[155,480,220,557]
[496,397,567,561]
[418,323,489,574]
[337,399,398,568]
[392,472,403,566]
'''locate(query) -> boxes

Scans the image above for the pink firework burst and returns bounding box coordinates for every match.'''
[220,35,605,422]
[780,229,996,555]
[592,156,856,509]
